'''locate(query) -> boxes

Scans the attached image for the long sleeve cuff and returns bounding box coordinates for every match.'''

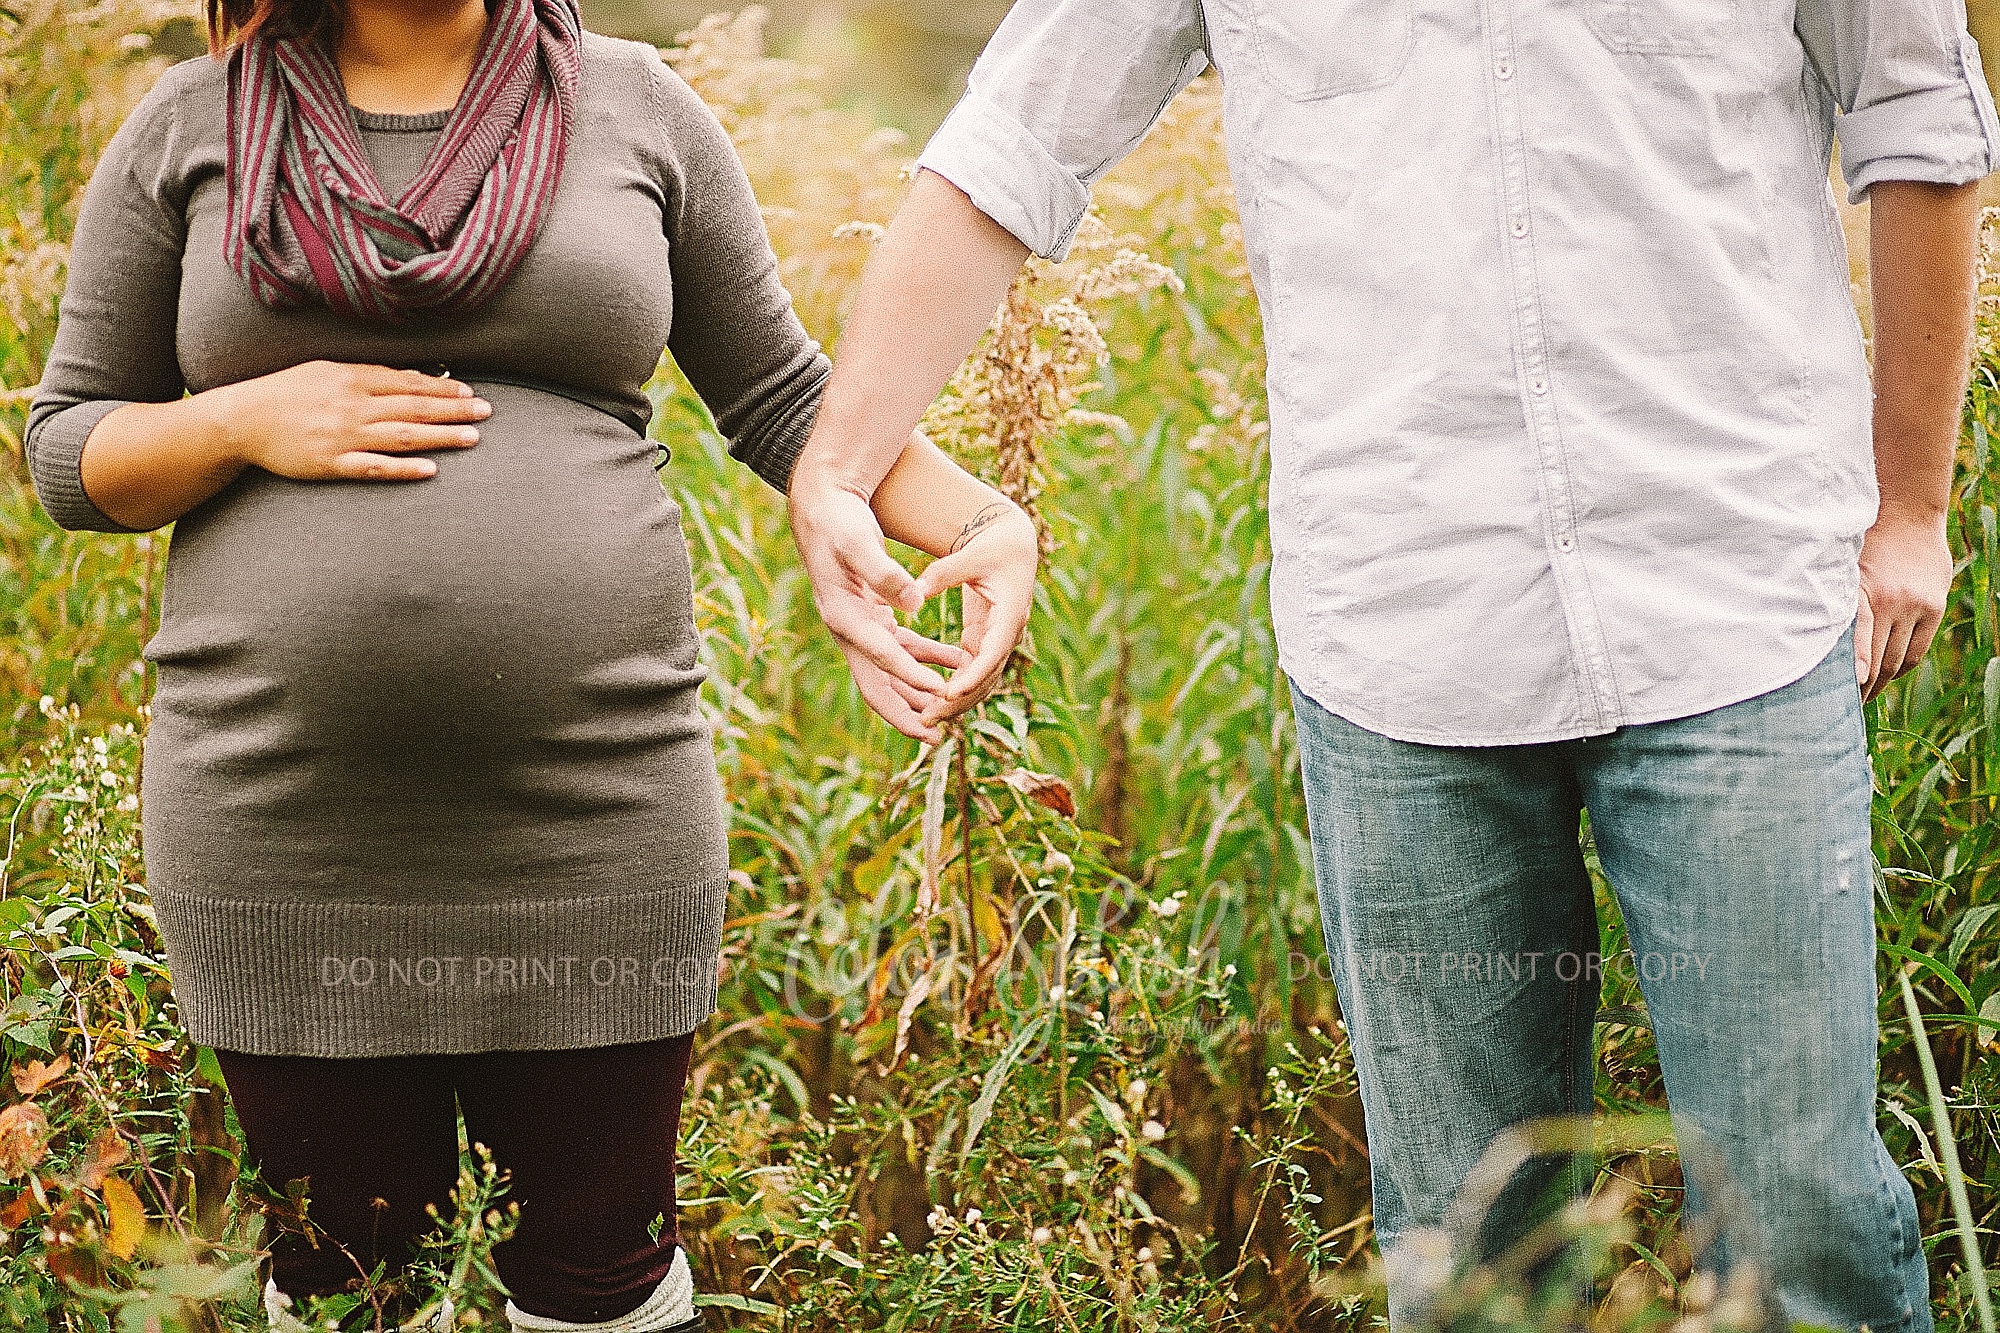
[1840,31,2000,201]
[24,398,154,533]
[725,359,828,496]
[916,90,1093,263]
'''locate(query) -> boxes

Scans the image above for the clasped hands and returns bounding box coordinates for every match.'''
[787,468,1039,745]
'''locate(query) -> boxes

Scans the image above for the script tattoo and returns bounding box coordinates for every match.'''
[950,502,1011,554]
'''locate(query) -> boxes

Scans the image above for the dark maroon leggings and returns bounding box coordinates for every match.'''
[213,1032,696,1324]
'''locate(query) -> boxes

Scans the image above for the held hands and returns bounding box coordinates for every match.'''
[1855,510,1953,702]
[789,476,1039,744]
[209,360,491,482]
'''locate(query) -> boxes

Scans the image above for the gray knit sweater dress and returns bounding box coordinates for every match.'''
[24,35,827,1058]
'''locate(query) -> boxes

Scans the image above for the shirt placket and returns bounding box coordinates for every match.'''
[1482,0,1622,734]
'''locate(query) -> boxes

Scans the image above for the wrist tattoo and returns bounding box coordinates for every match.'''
[950,502,1011,554]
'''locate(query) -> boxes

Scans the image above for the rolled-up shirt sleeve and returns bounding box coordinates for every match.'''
[915,0,1208,262]
[1799,0,2000,200]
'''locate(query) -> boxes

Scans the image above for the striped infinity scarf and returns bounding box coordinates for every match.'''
[223,0,582,321]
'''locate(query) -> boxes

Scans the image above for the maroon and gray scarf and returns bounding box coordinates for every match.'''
[224,0,582,321]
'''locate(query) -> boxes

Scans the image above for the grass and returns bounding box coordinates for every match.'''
[0,4,1997,1329]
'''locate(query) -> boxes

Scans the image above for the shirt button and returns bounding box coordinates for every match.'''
[1557,536,1575,552]
[1495,56,1514,79]
[1530,376,1549,396]
[1510,215,1528,238]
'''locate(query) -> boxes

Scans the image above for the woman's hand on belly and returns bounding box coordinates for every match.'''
[79,361,492,530]
[216,360,493,480]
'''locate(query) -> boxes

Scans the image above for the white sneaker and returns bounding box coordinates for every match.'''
[263,1277,456,1332]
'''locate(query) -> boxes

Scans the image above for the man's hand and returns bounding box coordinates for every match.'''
[1856,512,1952,700]
[781,171,1038,740]
[788,448,1040,745]
[789,478,968,742]
[1861,177,1981,703]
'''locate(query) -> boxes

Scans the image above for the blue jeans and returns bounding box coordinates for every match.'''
[1290,620,1928,1329]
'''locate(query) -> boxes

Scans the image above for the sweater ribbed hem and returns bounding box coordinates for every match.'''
[153,877,727,1057]
[24,399,154,533]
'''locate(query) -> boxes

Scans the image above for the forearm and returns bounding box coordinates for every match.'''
[872,429,1019,559]
[789,169,1029,504]
[75,392,248,532]
[1868,179,1982,526]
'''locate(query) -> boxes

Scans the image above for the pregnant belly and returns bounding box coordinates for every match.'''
[141,383,713,822]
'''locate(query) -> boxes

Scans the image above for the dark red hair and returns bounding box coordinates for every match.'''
[205,0,344,52]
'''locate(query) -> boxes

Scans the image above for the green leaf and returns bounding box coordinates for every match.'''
[194,1044,226,1088]
[1948,904,2000,971]
[742,1049,810,1117]
[0,992,55,1053]
[1137,1143,1202,1206]
[1879,942,1978,1017]
[961,1013,1049,1162]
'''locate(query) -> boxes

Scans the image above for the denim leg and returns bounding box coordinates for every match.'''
[1575,623,1930,1332]
[1289,679,1601,1319]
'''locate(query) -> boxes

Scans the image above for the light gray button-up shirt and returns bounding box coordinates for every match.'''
[916,0,2000,745]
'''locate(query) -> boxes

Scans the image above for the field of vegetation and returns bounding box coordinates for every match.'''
[3,3,1999,1330]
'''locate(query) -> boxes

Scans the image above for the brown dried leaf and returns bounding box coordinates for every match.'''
[11,1054,70,1095]
[917,738,955,918]
[889,964,935,1073]
[0,1190,32,1229]
[0,1103,50,1180]
[999,768,1076,819]
[76,1128,129,1190]
[135,1044,179,1073]
[45,1239,101,1288]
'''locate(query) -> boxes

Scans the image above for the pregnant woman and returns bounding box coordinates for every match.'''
[24,0,1037,1328]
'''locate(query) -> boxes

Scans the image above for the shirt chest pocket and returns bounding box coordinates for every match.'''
[1237,0,1416,100]
[1584,0,1739,55]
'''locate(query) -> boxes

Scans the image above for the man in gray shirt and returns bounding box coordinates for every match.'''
[782,0,1996,1323]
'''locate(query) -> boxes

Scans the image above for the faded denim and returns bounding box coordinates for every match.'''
[1291,620,1929,1330]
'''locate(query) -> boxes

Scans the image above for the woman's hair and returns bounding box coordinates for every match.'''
[206,0,343,51]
